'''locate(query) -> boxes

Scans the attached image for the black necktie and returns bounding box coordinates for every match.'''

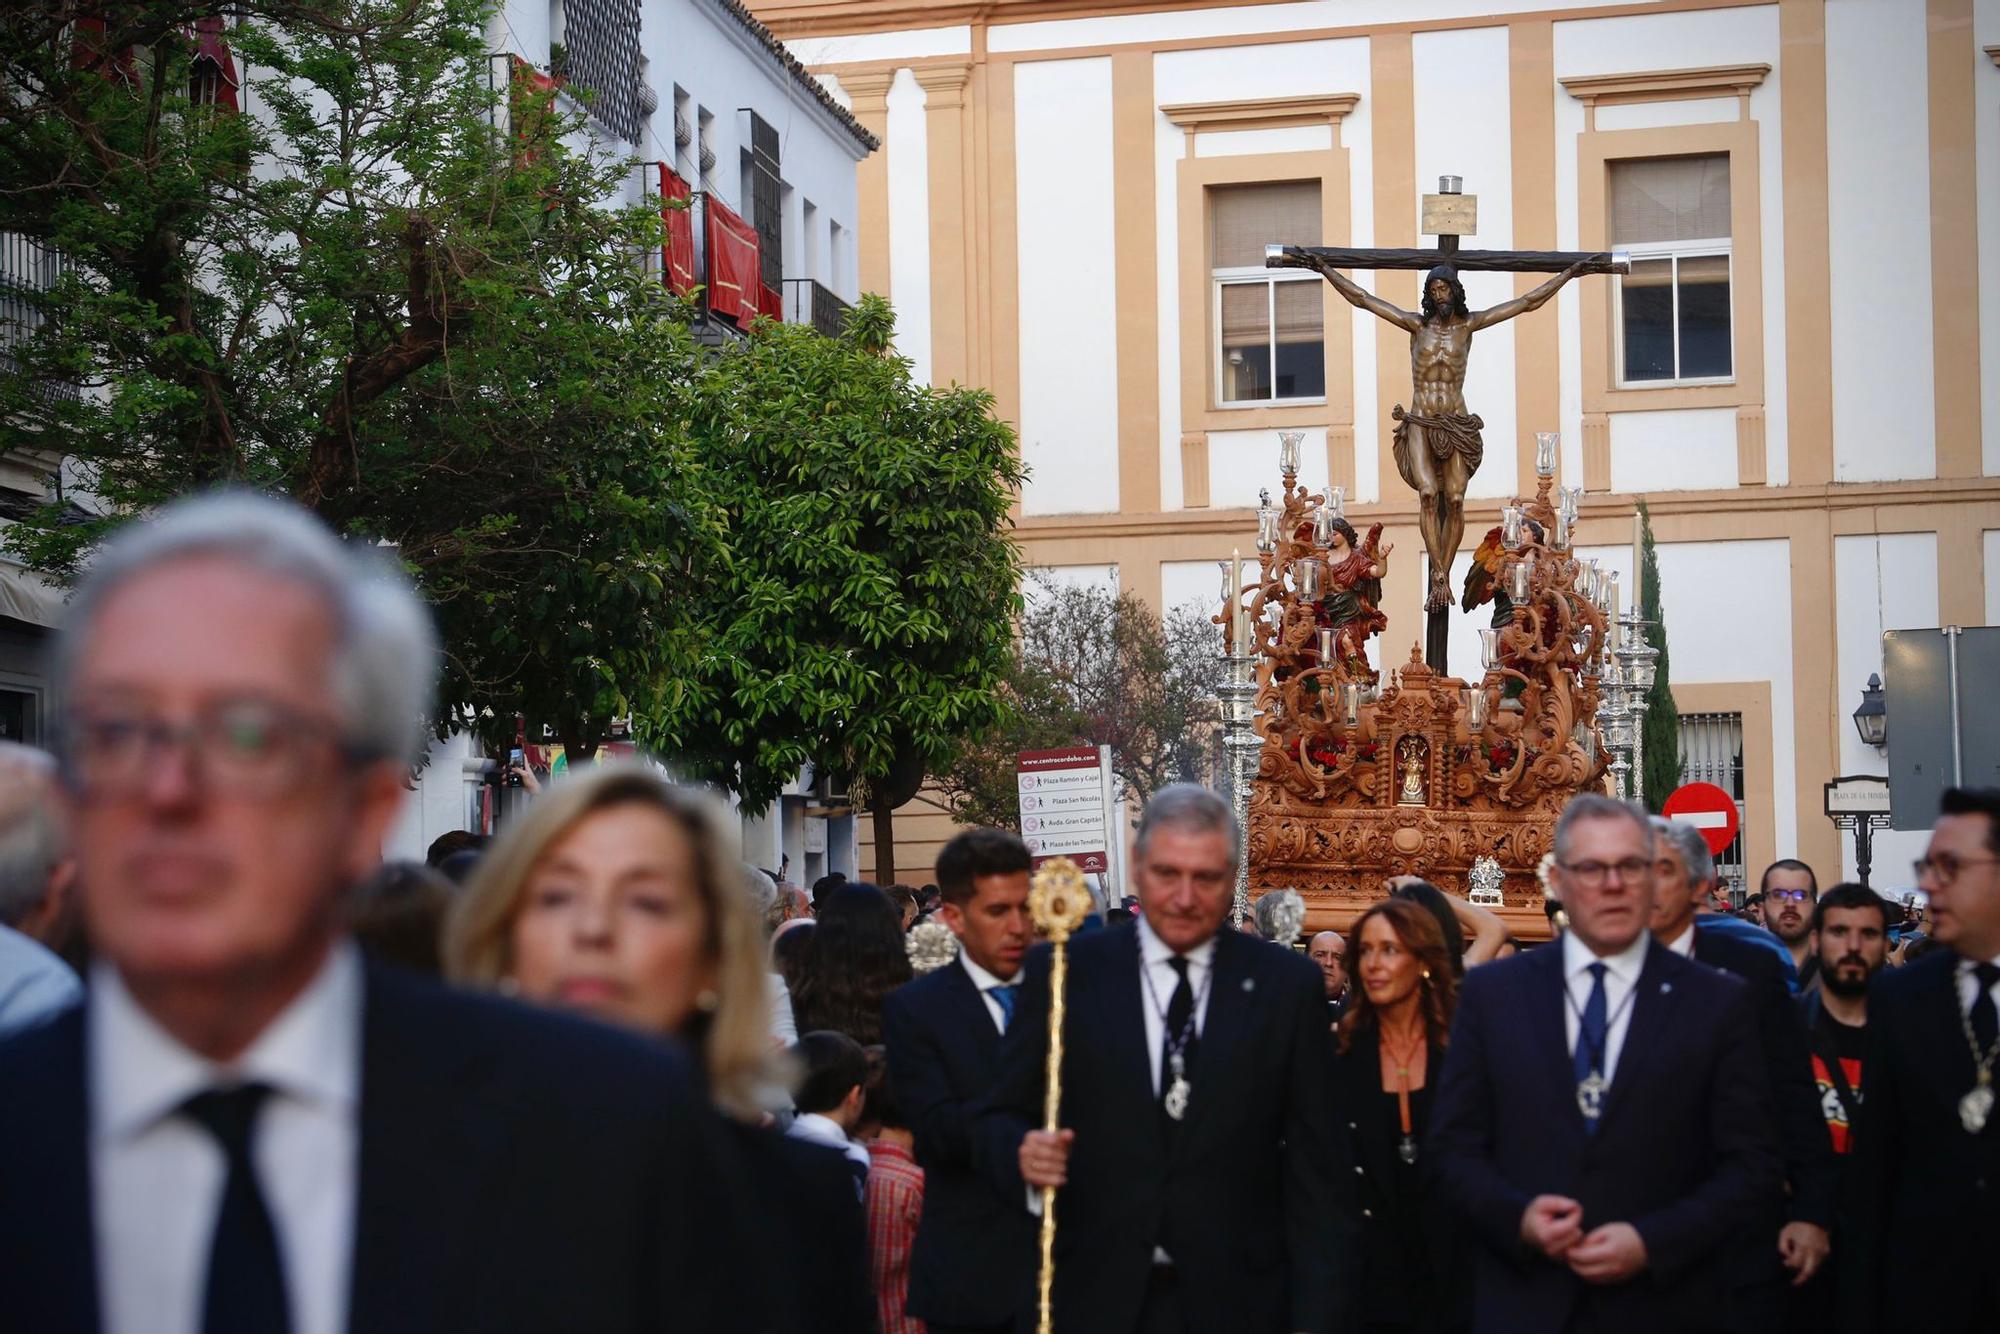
[181,1083,291,1334]
[1973,963,1999,1053]
[1161,956,1197,1107]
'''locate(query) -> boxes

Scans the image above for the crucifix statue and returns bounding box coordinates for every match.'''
[1267,176,1627,673]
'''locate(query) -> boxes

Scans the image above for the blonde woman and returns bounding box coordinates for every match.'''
[445,763,876,1333]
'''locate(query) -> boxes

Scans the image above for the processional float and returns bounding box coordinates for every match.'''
[1212,177,1660,935]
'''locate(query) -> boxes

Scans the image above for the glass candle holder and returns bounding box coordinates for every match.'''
[1256,497,1277,554]
[1327,486,1345,520]
[1312,507,1336,547]
[1296,559,1324,600]
[1316,626,1335,662]
[1278,431,1303,477]
[1344,682,1362,726]
[1501,505,1523,550]
[1535,432,1559,477]
[1464,687,1489,731]
[1509,559,1529,603]
[1479,627,1500,669]
[1553,511,1571,550]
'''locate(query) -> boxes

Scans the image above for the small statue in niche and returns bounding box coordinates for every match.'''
[1396,734,1429,806]
[1320,517,1392,683]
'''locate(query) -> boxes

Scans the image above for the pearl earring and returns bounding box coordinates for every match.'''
[695,988,721,1013]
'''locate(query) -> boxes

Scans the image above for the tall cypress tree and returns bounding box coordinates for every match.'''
[1638,500,1682,810]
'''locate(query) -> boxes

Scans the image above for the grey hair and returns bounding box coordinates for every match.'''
[740,863,778,922]
[0,743,62,926]
[55,491,439,766]
[1134,782,1240,867]
[1251,890,1289,941]
[1649,815,1716,889]
[1553,792,1655,864]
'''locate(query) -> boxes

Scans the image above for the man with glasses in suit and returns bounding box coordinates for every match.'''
[0,493,753,1334]
[1430,792,1780,1333]
[1843,787,2000,1334]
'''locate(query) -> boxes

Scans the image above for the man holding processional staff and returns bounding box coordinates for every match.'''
[978,785,1355,1333]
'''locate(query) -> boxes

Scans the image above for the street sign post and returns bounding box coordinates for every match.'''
[1017,745,1111,876]
[1824,775,1893,888]
[1663,781,1741,857]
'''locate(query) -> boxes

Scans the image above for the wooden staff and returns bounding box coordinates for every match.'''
[1027,857,1091,1334]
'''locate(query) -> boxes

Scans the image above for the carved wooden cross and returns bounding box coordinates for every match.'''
[1265,176,1626,674]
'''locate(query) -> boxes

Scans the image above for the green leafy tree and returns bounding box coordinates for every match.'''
[0,0,723,757]
[934,578,1222,833]
[1637,499,1681,810]
[655,294,1025,880]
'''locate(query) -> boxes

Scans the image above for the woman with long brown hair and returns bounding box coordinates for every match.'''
[1332,897,1470,1334]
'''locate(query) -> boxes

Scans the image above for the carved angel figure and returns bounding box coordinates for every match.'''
[1320,517,1391,681]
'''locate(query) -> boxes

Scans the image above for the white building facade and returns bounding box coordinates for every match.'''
[757,0,2000,896]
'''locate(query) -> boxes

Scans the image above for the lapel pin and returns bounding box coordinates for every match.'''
[1660,982,1672,994]
[1242,978,1256,992]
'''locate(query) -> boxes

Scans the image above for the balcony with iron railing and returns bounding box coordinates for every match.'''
[781,279,850,339]
[1,232,79,408]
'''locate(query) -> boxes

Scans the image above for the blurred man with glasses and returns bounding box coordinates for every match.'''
[1844,787,2000,1333]
[1760,859,1822,991]
[1430,792,1779,1333]
[0,493,756,1334]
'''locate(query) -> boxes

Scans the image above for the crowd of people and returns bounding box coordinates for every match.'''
[0,490,1995,1334]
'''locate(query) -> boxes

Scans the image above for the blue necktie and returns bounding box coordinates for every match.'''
[1574,962,1608,1134]
[989,984,1019,1030]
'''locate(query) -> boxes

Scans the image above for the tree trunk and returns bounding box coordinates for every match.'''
[872,801,896,886]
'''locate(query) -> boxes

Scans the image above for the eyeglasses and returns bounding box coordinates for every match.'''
[1767,888,1812,904]
[1913,854,2000,888]
[61,700,356,799]
[1559,856,1650,887]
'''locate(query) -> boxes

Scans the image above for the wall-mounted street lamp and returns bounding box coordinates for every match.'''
[1853,672,1887,749]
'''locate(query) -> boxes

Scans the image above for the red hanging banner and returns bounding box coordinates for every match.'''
[757,281,784,323]
[657,163,697,297]
[705,195,760,324]
[192,16,240,112]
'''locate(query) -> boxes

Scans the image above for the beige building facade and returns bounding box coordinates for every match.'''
[754,0,2000,896]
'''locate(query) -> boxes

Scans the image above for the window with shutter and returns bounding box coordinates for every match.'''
[1209,182,1325,404]
[1610,155,1732,386]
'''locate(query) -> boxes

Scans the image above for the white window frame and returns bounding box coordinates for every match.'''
[1211,267,1326,409]
[1611,238,1734,389]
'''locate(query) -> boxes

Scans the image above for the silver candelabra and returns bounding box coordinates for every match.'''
[1218,651,1261,927]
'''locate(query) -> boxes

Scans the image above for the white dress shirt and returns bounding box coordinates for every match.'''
[1958,951,2000,1024]
[787,1110,873,1179]
[959,953,1023,1034]
[0,921,81,1036]
[1135,917,1217,1095]
[90,942,362,1334]
[1561,929,1651,1085]
[1662,923,1696,957]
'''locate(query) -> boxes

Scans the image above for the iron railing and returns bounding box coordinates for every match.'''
[782,279,850,339]
[1,232,78,406]
[1678,710,1748,902]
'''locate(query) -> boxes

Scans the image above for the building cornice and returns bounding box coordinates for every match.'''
[748,0,1312,39]
[1559,62,1770,108]
[705,0,881,153]
[1160,93,1360,134]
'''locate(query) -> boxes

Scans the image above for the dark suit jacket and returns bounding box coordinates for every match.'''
[1688,926,1834,1329]
[1841,949,2000,1334]
[1427,940,1780,1334]
[0,960,764,1334]
[977,924,1352,1334]
[882,961,1034,1328]
[732,1122,879,1334]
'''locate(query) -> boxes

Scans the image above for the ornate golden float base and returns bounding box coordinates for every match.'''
[1246,652,1588,941]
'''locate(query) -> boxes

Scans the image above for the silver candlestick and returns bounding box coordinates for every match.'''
[1217,651,1261,927]
[1615,608,1660,805]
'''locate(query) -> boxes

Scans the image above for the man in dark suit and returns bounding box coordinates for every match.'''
[1648,817,1835,1326]
[1843,786,2000,1334]
[882,827,1037,1334]
[983,784,1350,1334]
[0,494,754,1334]
[1428,793,1780,1334]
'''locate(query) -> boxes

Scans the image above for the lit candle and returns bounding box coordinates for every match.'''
[1327,486,1345,520]
[1501,505,1523,550]
[1509,559,1529,603]
[1344,683,1361,726]
[1317,626,1334,663]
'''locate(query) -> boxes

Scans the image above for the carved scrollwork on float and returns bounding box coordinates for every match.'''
[1226,456,1617,928]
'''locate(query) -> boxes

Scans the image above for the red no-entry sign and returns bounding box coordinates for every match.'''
[1663,781,1741,856]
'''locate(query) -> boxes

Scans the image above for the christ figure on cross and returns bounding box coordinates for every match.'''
[1283,253,1593,614]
